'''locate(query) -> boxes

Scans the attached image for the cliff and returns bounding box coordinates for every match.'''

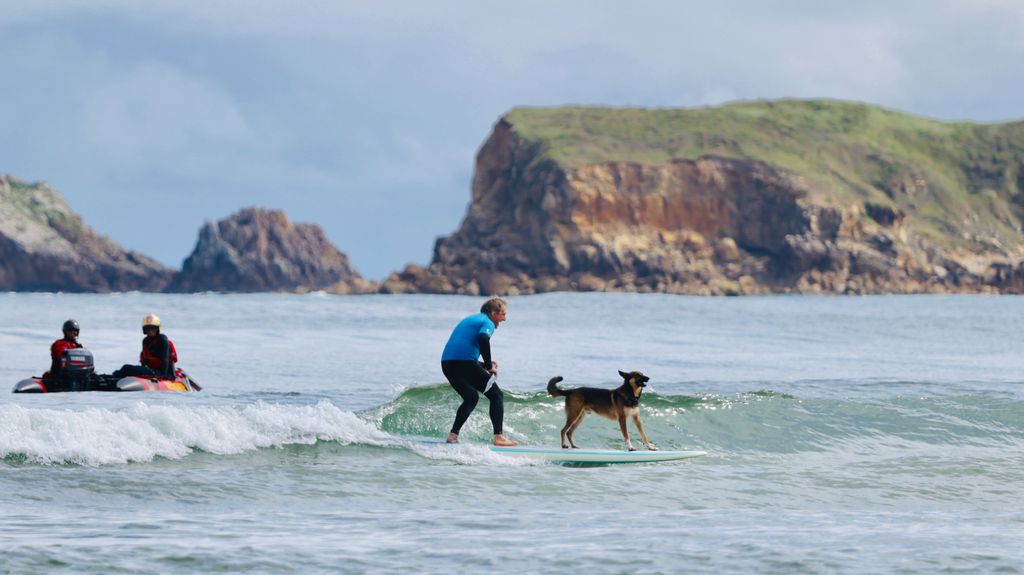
[389,100,1024,295]
[0,174,173,292]
[167,207,363,292]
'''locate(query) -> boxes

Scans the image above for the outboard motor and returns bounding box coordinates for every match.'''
[58,348,95,391]
[61,348,95,377]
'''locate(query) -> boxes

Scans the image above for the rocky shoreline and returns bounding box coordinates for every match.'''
[166,208,361,293]
[5,100,1024,295]
[354,107,1024,296]
[0,174,172,292]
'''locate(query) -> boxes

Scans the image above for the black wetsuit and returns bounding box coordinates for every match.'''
[140,334,176,377]
[442,358,504,435]
[441,314,504,435]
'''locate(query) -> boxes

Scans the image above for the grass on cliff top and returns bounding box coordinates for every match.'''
[504,99,1024,250]
[3,176,85,235]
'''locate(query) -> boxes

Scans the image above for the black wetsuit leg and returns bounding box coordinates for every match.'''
[442,360,504,435]
[112,364,159,378]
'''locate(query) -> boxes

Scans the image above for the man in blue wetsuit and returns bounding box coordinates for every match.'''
[441,297,518,446]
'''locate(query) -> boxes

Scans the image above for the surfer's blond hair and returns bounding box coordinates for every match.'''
[481,297,508,314]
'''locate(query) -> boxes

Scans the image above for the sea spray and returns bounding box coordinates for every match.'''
[0,401,391,466]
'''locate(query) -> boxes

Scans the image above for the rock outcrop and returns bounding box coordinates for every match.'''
[390,101,1024,295]
[167,208,362,292]
[0,174,173,292]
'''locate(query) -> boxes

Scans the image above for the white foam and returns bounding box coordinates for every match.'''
[406,440,543,467]
[0,401,392,466]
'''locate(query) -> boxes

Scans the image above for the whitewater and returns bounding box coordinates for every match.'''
[2,292,1023,574]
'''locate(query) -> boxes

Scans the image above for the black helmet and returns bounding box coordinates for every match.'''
[62,319,80,333]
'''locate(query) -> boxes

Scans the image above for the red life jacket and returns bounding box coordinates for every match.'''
[51,338,82,361]
[47,338,83,377]
[140,335,178,370]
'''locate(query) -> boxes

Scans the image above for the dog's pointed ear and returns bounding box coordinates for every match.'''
[618,370,629,379]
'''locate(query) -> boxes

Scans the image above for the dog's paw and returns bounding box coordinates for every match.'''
[647,444,658,451]
[561,444,569,449]
[628,447,637,452]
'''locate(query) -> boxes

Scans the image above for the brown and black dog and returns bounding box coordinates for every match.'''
[547,370,657,451]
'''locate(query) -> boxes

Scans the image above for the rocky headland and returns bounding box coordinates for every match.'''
[6,99,1024,295]
[0,174,172,292]
[383,100,1024,295]
[166,208,363,293]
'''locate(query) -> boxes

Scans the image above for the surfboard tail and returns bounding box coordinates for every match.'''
[547,376,566,397]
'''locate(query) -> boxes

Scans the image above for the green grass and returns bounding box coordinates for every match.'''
[4,177,85,235]
[504,99,1024,250]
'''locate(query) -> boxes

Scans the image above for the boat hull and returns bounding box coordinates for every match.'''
[13,370,198,393]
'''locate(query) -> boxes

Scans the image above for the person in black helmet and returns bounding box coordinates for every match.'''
[45,319,83,380]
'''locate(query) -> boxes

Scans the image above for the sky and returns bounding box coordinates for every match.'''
[2,1,1024,279]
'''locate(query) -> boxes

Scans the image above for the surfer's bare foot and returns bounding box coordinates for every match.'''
[493,435,518,447]
[446,433,459,444]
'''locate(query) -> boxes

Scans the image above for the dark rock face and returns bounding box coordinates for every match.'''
[390,118,1024,295]
[0,174,173,292]
[167,208,361,292]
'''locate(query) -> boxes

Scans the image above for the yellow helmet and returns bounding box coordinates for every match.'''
[142,313,161,328]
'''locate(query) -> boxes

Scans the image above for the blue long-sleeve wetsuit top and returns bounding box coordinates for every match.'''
[441,313,496,368]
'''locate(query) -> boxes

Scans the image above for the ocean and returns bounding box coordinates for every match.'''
[1,292,1023,574]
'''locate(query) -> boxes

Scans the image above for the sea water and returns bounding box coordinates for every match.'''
[1,292,1023,574]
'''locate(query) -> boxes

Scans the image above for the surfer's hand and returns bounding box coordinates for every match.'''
[489,361,499,375]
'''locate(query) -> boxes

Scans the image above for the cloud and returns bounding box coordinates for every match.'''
[81,63,251,167]
[3,0,1024,278]
[766,20,909,104]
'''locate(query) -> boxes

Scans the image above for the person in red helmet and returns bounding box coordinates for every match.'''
[139,314,177,377]
[44,319,83,380]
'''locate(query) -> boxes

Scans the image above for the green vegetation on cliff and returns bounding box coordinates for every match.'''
[505,100,1024,250]
[1,176,84,236]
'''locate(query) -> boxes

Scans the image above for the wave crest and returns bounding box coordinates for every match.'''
[0,401,390,466]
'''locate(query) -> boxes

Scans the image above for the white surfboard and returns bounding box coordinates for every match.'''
[419,440,705,464]
[488,446,706,464]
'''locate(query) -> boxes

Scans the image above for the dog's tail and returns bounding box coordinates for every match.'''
[547,376,566,397]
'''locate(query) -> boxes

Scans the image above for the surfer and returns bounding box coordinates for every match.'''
[441,297,518,447]
[44,319,83,381]
[113,314,178,379]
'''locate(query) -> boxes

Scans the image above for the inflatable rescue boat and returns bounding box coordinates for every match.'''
[12,348,200,393]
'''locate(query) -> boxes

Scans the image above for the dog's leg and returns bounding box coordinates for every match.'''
[565,411,586,449]
[617,412,634,451]
[561,404,583,449]
[632,413,657,451]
